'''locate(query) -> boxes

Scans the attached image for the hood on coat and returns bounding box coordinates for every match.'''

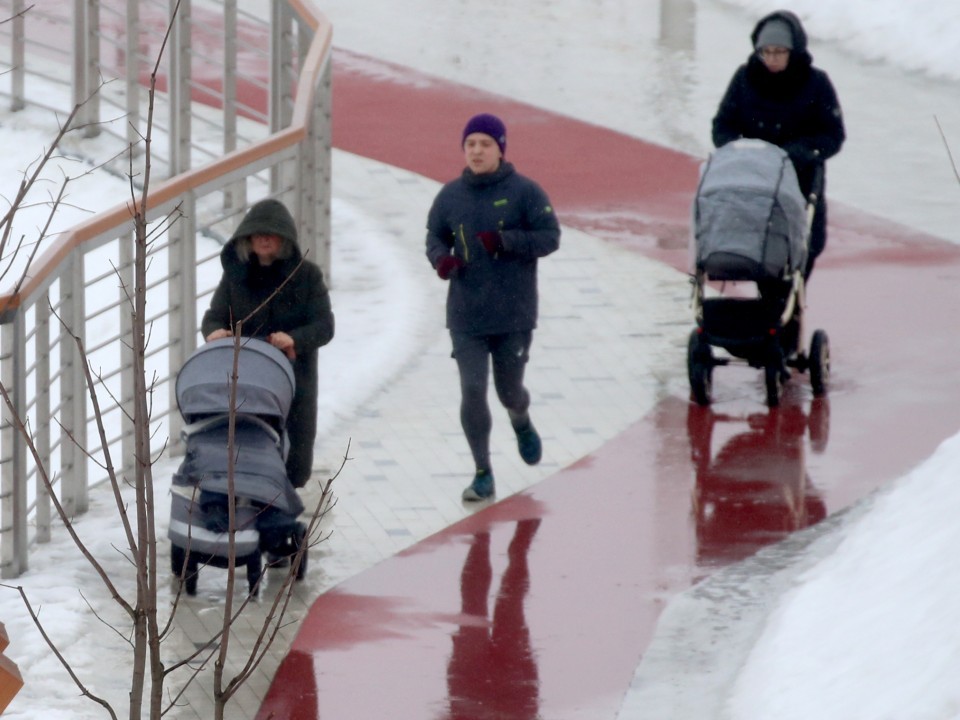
[221,198,304,273]
[750,10,810,60]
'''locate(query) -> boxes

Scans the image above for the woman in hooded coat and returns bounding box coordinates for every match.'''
[202,198,335,488]
[712,10,845,279]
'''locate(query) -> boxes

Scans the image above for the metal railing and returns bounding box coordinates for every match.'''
[0,0,333,577]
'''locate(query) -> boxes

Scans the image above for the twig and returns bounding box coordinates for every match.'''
[935,115,960,187]
[6,585,119,720]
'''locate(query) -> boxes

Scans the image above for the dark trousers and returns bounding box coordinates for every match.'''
[804,195,827,281]
[451,331,533,471]
[285,390,316,488]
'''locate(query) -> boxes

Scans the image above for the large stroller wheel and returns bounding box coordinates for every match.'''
[687,329,713,406]
[809,329,830,397]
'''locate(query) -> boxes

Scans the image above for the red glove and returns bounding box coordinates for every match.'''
[436,255,465,280]
[477,231,504,255]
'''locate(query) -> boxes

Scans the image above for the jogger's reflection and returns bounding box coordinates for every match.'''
[446,519,541,719]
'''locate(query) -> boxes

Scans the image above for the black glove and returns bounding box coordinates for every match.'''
[783,141,820,166]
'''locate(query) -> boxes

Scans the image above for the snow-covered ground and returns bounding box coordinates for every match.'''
[0,0,958,718]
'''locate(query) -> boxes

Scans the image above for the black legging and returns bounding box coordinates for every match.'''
[451,331,533,472]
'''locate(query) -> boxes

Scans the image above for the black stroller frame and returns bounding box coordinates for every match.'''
[687,139,830,407]
[168,337,308,596]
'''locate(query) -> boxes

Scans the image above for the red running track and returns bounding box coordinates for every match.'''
[255,51,960,719]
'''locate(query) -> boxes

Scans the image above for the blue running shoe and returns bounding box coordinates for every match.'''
[462,469,495,501]
[515,424,542,465]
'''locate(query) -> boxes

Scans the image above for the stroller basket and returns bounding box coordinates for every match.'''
[702,297,780,344]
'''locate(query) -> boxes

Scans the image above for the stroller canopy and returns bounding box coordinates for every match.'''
[692,138,808,281]
[176,337,295,424]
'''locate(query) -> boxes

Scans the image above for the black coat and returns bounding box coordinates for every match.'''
[201,199,334,487]
[712,10,845,199]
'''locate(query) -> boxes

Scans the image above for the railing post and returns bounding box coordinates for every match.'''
[124,0,141,149]
[167,195,198,456]
[61,255,88,516]
[169,0,193,175]
[119,234,135,482]
[77,0,100,136]
[223,0,246,212]
[0,317,29,578]
[269,0,297,196]
[303,58,332,279]
[72,0,85,114]
[10,0,24,111]
[87,0,101,135]
[34,299,52,544]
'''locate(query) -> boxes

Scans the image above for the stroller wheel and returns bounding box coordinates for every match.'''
[294,524,308,582]
[171,545,199,596]
[687,330,713,406]
[809,330,830,396]
[247,552,264,597]
[171,544,184,577]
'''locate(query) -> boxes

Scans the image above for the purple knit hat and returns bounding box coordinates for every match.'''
[462,113,507,155]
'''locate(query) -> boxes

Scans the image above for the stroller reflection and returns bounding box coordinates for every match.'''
[687,396,829,566]
[168,338,308,596]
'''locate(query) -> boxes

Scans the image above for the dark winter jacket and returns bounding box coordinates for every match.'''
[425,162,560,335]
[201,199,334,486]
[712,10,845,199]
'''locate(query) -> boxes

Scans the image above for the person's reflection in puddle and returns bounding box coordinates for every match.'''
[687,398,829,567]
[446,519,541,720]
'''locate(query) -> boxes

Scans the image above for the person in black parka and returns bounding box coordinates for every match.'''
[202,198,335,488]
[426,113,560,502]
[712,10,845,280]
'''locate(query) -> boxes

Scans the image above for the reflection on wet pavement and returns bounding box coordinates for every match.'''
[687,397,830,567]
[447,520,541,720]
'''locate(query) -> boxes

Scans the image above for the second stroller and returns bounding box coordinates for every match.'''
[168,337,308,596]
[687,138,830,407]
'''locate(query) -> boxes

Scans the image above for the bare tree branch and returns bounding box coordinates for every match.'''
[3,585,119,720]
[0,378,133,618]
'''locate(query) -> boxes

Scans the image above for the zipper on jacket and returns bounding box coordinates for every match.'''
[457,225,470,261]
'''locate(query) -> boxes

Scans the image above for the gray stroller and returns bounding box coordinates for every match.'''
[688,138,830,407]
[168,337,307,596]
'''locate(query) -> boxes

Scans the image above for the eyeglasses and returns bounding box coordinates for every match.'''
[758,47,790,58]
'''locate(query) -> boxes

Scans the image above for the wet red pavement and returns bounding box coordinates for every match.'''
[255,53,960,718]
